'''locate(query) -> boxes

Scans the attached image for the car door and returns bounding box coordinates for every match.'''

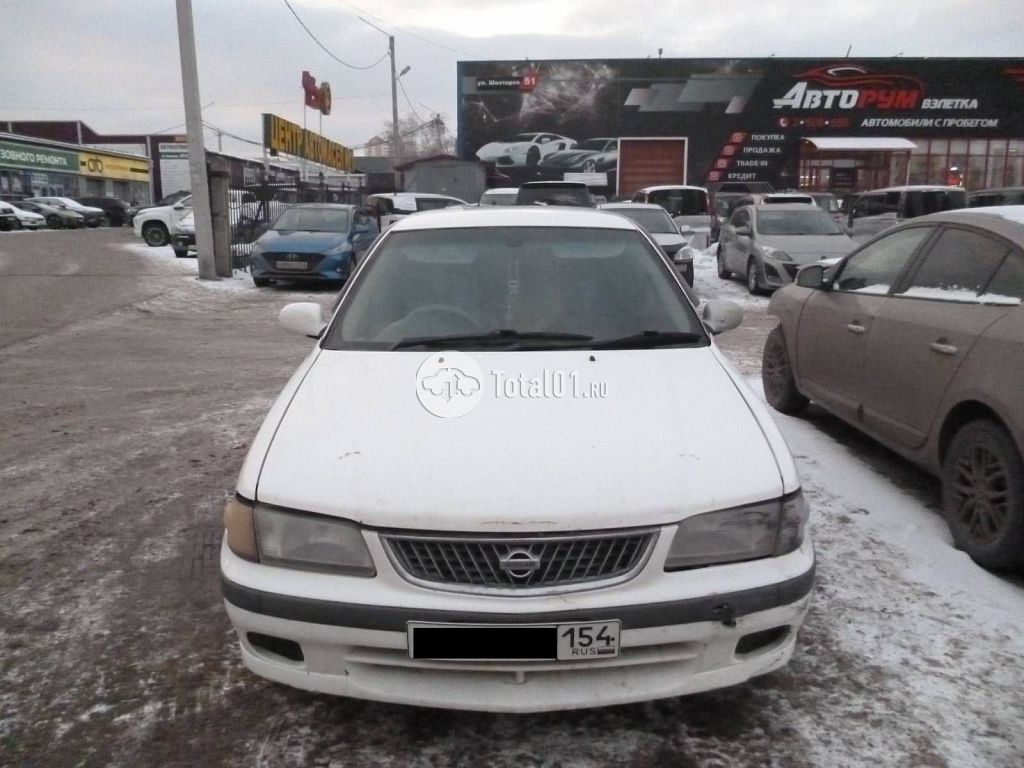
[859,225,1018,450]
[795,225,935,422]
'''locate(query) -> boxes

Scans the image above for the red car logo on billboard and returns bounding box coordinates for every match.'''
[773,64,924,111]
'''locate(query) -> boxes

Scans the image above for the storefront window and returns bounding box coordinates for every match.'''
[909,155,928,184]
[949,139,968,156]
[966,155,987,189]
[987,156,1006,188]
[1007,154,1024,187]
[969,140,989,156]
[989,140,1007,156]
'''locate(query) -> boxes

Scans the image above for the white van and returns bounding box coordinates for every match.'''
[848,185,967,242]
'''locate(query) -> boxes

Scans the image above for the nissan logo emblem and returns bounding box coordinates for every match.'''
[498,549,542,580]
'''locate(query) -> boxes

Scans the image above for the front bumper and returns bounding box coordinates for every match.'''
[250,250,353,283]
[221,532,814,712]
[173,232,196,251]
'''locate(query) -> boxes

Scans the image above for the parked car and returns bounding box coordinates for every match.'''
[77,196,130,227]
[11,200,84,229]
[718,203,857,294]
[475,132,577,168]
[848,185,967,242]
[969,187,1024,208]
[0,203,18,231]
[764,206,1024,569]
[479,188,519,206]
[133,195,192,247]
[515,181,593,207]
[220,205,814,712]
[807,192,846,227]
[599,202,695,284]
[172,211,195,258]
[709,182,776,243]
[25,196,106,227]
[630,186,713,250]
[0,201,44,230]
[249,204,379,287]
[365,192,467,231]
[537,137,618,175]
[129,190,190,225]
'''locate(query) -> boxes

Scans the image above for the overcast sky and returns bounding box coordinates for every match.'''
[1,0,1022,158]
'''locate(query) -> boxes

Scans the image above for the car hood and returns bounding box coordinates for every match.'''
[476,142,519,160]
[758,234,855,262]
[254,348,787,532]
[650,232,686,250]
[257,229,348,253]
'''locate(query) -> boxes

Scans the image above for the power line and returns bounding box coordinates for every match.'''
[397,78,423,123]
[282,0,389,70]
[336,0,480,58]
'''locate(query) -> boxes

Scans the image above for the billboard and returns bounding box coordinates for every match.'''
[458,58,1024,190]
[262,113,353,172]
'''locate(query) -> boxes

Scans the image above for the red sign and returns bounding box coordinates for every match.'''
[302,71,332,116]
[519,72,540,92]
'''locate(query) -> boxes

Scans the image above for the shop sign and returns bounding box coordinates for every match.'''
[158,142,189,159]
[262,113,353,172]
[79,151,151,182]
[302,71,332,116]
[0,140,78,173]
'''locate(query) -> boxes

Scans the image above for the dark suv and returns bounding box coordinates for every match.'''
[515,181,594,207]
[77,197,130,227]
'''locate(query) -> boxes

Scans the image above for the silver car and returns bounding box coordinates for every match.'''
[599,202,695,285]
[717,203,856,294]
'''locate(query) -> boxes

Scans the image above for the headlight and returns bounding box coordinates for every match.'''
[759,246,791,262]
[223,497,375,576]
[664,491,808,570]
[324,242,352,257]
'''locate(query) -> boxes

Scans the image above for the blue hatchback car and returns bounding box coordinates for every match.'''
[250,204,378,287]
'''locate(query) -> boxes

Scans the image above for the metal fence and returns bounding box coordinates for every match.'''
[228,177,364,270]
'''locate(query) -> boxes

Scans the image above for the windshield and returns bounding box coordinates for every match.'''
[324,226,704,350]
[608,208,676,234]
[272,207,350,232]
[756,210,845,235]
[647,189,707,217]
[579,139,611,151]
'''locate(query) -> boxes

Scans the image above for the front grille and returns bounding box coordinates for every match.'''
[270,252,323,272]
[382,530,656,591]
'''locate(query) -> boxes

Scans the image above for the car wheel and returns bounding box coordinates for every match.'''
[582,159,597,173]
[253,277,272,287]
[746,260,765,295]
[99,215,110,227]
[46,214,62,229]
[942,420,1024,569]
[716,246,731,279]
[762,325,809,416]
[142,223,169,247]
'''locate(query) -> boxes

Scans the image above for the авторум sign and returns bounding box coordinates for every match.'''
[262,114,353,172]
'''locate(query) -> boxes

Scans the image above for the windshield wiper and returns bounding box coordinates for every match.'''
[590,330,703,349]
[392,329,594,350]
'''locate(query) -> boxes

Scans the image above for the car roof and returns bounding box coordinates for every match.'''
[860,185,965,194]
[481,187,519,194]
[599,202,670,213]
[518,181,589,188]
[750,203,826,212]
[282,203,357,210]
[917,205,1024,239]
[637,185,708,193]
[368,192,465,201]
[387,206,638,232]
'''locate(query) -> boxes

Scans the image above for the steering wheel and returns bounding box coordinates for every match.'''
[399,304,482,333]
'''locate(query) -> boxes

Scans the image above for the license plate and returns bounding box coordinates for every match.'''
[276,261,308,270]
[408,621,620,661]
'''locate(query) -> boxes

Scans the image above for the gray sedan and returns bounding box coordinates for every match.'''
[717,203,856,294]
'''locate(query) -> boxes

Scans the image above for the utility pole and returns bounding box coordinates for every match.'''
[174,0,218,280]
[389,35,400,166]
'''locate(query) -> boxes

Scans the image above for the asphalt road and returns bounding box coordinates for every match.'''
[1,229,1021,768]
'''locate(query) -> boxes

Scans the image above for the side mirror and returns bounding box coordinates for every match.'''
[702,299,744,334]
[734,225,752,237]
[173,203,185,210]
[678,225,695,241]
[796,264,827,289]
[279,302,326,338]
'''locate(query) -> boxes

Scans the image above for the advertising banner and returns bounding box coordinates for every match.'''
[0,140,78,173]
[262,113,353,172]
[79,151,150,182]
[458,58,1024,190]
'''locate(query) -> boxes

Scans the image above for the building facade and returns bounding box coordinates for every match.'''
[457,58,1024,195]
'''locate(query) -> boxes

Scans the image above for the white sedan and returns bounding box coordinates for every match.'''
[220,206,815,712]
[0,201,45,230]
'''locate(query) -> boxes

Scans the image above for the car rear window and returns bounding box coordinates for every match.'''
[756,210,845,236]
[646,189,708,217]
[516,185,592,207]
[904,190,967,218]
